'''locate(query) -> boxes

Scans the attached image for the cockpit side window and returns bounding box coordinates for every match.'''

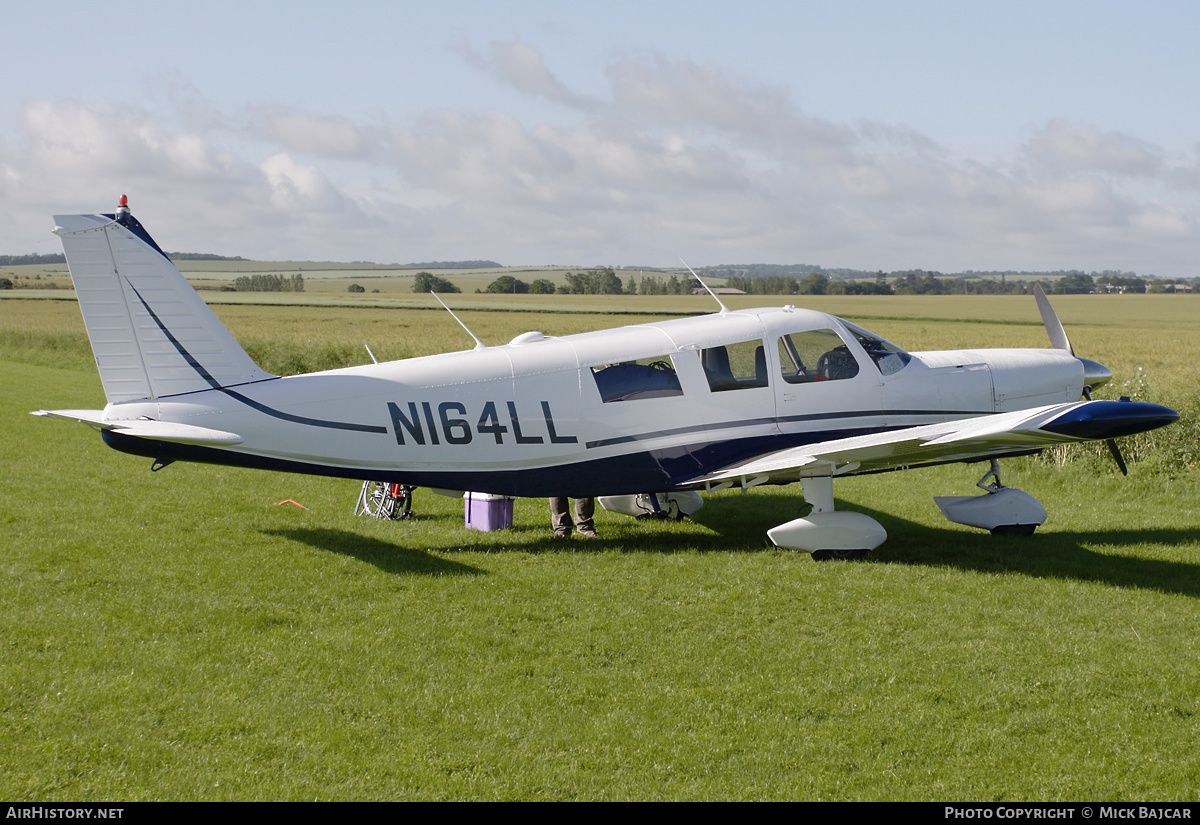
[777,329,860,383]
[591,356,684,402]
[701,339,769,392]
[841,322,912,376]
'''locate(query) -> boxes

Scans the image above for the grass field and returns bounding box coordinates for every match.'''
[1,293,1198,800]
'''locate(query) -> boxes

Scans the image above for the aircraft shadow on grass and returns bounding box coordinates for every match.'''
[266,496,1200,597]
[851,503,1200,599]
[263,527,485,577]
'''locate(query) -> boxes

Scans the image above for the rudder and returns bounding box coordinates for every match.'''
[53,206,274,404]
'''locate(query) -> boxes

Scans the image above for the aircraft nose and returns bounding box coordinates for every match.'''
[1079,358,1113,391]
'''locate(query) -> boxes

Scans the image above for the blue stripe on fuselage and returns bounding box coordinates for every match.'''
[101,424,901,498]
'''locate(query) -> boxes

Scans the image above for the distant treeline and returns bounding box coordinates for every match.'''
[406,260,501,269]
[698,264,1162,282]
[425,266,1195,298]
[630,273,696,295]
[724,273,890,295]
[0,253,65,265]
[233,274,305,293]
[473,268,649,295]
[480,275,556,294]
[0,252,245,265]
[168,252,248,261]
[712,267,1198,296]
[700,264,831,280]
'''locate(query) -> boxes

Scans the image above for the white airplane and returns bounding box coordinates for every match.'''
[36,199,1178,559]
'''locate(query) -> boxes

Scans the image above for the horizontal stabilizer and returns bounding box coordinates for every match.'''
[32,409,243,446]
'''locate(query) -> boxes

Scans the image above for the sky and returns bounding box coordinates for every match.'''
[2,0,1198,277]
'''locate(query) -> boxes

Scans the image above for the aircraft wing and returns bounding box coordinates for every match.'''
[684,399,1178,487]
[32,410,243,446]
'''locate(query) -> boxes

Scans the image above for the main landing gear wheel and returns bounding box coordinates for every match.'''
[990,523,1037,537]
[810,549,870,562]
[767,477,888,558]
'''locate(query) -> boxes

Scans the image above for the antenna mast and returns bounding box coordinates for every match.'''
[429,292,487,350]
[680,258,730,314]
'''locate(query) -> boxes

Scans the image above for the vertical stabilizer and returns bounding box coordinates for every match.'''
[53,207,274,403]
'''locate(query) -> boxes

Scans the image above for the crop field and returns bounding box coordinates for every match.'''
[1,293,1198,800]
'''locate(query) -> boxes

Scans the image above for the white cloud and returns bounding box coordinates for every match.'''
[260,153,346,211]
[1130,202,1196,240]
[2,45,1198,276]
[1024,119,1163,178]
[0,100,383,259]
[20,101,226,184]
[248,107,373,159]
[461,40,602,111]
[606,58,855,163]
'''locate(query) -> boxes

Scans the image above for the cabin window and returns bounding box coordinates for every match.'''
[840,322,912,376]
[591,356,684,403]
[777,329,860,383]
[701,339,769,392]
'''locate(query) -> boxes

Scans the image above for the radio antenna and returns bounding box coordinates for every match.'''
[430,292,487,350]
[680,258,729,314]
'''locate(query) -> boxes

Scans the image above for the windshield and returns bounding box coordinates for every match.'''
[840,321,912,376]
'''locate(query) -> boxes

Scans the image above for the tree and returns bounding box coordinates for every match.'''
[798,273,828,295]
[412,271,461,294]
[1053,273,1095,294]
[484,275,529,294]
[563,267,624,295]
[232,273,304,293]
[529,279,556,294]
[347,283,365,293]
[638,274,663,295]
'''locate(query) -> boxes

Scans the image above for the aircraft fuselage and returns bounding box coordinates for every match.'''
[97,306,1084,497]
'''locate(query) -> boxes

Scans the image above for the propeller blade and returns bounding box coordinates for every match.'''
[1033,284,1073,355]
[1106,438,1129,476]
[1034,287,1131,476]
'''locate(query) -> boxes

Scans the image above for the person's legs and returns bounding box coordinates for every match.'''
[574,497,597,537]
[549,497,572,537]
